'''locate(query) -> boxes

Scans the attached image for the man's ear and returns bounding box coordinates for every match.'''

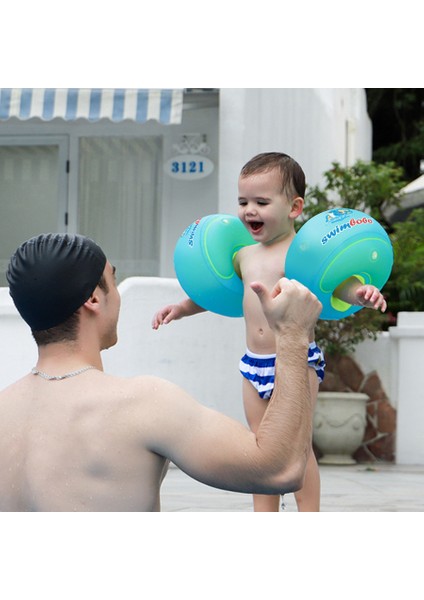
[83,290,101,314]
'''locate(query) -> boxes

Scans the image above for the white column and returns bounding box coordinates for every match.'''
[390,312,424,464]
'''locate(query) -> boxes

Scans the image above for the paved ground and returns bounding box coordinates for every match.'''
[161,462,424,511]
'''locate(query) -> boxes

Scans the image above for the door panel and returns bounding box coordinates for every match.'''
[0,137,68,286]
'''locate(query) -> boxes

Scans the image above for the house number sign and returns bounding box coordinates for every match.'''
[164,154,214,181]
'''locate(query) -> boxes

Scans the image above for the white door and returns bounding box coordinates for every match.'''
[77,135,162,281]
[0,136,68,286]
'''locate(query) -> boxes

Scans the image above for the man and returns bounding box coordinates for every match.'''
[0,233,321,511]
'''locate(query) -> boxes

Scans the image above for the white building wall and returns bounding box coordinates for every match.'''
[164,88,372,273]
[218,88,372,215]
[0,89,372,280]
[159,104,220,276]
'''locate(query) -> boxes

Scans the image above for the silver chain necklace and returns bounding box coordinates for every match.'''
[31,366,97,381]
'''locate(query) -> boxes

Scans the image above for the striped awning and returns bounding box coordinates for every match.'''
[0,88,183,124]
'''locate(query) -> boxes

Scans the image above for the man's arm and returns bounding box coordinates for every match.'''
[144,278,322,496]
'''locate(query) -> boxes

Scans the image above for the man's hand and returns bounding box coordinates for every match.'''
[250,278,322,334]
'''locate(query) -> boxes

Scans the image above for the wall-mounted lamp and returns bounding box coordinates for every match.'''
[173,134,210,156]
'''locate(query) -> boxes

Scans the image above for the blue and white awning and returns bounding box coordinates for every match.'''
[0,88,183,124]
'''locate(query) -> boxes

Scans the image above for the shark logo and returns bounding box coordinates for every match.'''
[321,210,373,245]
[325,209,353,224]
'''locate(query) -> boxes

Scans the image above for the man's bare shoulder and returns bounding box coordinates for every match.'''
[0,374,33,400]
[99,372,195,413]
[0,372,177,409]
[102,372,184,394]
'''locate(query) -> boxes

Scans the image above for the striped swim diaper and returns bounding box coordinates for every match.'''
[239,342,326,400]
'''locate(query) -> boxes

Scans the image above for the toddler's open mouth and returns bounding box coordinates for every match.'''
[249,221,263,232]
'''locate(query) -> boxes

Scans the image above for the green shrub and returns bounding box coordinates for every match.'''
[386,207,424,313]
[301,159,415,356]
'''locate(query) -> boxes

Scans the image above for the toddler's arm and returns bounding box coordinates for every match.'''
[152,298,205,329]
[333,276,387,312]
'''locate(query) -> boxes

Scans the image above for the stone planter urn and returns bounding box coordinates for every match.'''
[313,392,368,465]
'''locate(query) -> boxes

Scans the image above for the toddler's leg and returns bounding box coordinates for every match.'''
[294,449,320,511]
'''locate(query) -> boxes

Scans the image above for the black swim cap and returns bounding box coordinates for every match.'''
[6,233,107,331]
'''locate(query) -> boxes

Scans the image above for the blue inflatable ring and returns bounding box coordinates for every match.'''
[174,214,256,317]
[285,208,394,320]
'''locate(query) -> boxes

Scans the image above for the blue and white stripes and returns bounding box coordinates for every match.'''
[239,342,326,400]
[0,89,183,124]
[239,350,277,399]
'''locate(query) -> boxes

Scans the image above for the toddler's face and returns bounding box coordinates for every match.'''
[238,168,296,243]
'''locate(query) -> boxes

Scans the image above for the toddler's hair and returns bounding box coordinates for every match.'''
[240,152,306,199]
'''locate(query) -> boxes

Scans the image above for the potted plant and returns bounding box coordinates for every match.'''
[312,307,386,464]
[301,160,406,464]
